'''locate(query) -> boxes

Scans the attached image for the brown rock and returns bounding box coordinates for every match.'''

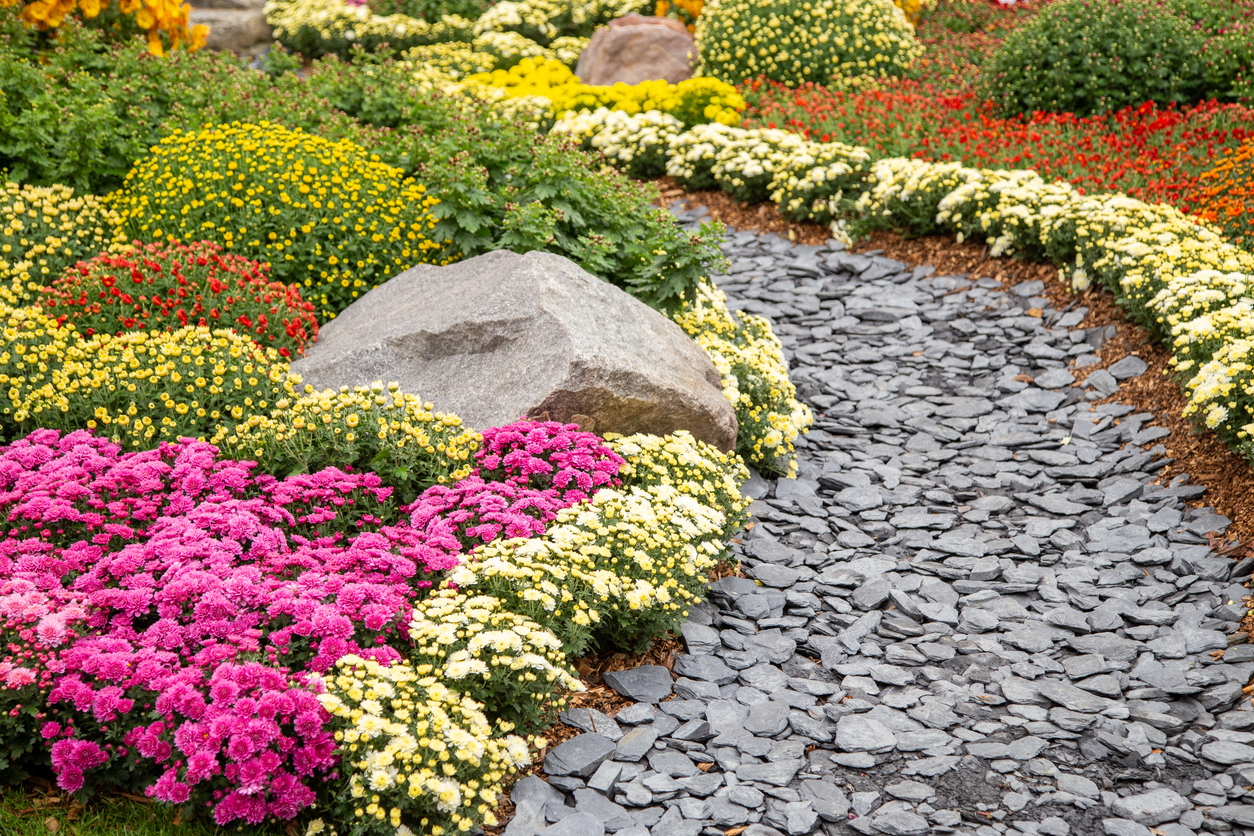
[575,13,696,86]
[291,250,738,450]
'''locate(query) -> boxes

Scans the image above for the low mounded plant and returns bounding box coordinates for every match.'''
[0,305,289,449]
[980,0,1249,117]
[695,0,921,88]
[42,240,319,358]
[215,382,483,504]
[0,183,126,306]
[109,120,446,319]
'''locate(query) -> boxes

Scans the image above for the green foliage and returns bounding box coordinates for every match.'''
[0,31,725,312]
[695,0,921,87]
[0,14,274,194]
[303,55,727,310]
[982,0,1254,117]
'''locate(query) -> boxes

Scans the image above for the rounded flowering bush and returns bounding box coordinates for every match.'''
[0,305,289,450]
[110,121,447,318]
[317,655,533,835]
[695,0,921,88]
[0,182,126,307]
[981,0,1202,117]
[406,477,572,553]
[41,240,319,358]
[215,382,483,504]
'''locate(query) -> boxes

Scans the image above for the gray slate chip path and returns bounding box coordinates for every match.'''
[509,218,1254,836]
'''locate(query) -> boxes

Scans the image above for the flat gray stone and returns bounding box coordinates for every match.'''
[1210,806,1254,826]
[1110,789,1189,825]
[871,810,929,835]
[1108,355,1149,379]
[836,715,897,752]
[1037,680,1114,713]
[538,812,606,836]
[602,666,673,703]
[1201,739,1254,766]
[735,760,803,786]
[545,734,618,778]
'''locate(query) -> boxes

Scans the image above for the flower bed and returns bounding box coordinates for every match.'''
[0,419,746,831]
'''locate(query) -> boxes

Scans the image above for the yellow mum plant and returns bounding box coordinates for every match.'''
[673,280,812,476]
[215,381,481,503]
[0,303,289,449]
[0,182,127,308]
[695,0,921,87]
[317,654,533,836]
[109,121,446,319]
[407,590,581,730]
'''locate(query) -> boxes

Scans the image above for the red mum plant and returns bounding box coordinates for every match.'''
[41,240,319,358]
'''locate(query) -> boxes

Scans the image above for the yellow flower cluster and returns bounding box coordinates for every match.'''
[470,57,745,128]
[656,0,702,30]
[403,42,501,80]
[214,381,480,498]
[0,303,288,449]
[664,122,742,190]
[408,590,582,729]
[9,0,207,54]
[317,654,532,836]
[0,182,127,308]
[109,121,445,319]
[673,280,812,476]
[659,120,869,222]
[473,0,647,45]
[892,0,934,24]
[666,0,926,29]
[450,477,735,654]
[265,0,475,57]
[695,0,922,88]
[770,141,873,225]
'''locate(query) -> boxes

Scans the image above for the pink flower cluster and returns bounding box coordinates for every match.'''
[474,421,624,502]
[0,422,624,823]
[406,477,571,552]
[46,647,334,825]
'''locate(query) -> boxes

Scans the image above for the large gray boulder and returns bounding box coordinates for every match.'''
[292,251,737,450]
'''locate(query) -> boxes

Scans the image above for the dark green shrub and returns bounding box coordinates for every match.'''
[0,14,284,194]
[982,0,1214,117]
